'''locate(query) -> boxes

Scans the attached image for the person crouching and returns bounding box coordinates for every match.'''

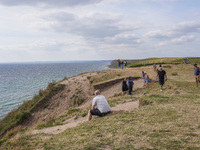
[87,90,111,121]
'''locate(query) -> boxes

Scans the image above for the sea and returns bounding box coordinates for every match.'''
[0,60,111,120]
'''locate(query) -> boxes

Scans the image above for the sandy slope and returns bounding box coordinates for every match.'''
[32,78,143,135]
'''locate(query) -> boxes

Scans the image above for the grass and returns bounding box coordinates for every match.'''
[1,59,200,149]
[89,69,140,85]
[128,57,200,68]
[36,108,89,129]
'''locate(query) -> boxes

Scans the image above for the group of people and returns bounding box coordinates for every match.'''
[117,59,127,69]
[88,63,199,121]
[122,76,134,96]
[142,64,167,91]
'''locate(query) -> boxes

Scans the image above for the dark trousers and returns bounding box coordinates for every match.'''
[129,86,133,95]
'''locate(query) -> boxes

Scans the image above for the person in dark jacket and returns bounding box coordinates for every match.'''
[122,78,128,96]
[128,76,134,95]
[156,67,167,91]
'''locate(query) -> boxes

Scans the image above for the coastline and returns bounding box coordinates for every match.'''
[0,61,111,120]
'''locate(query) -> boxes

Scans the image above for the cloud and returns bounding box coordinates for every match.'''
[171,35,195,43]
[171,22,200,34]
[0,0,103,7]
[36,12,141,40]
[158,35,196,46]
[144,30,174,39]
[0,38,86,53]
[105,33,141,45]
[145,21,200,39]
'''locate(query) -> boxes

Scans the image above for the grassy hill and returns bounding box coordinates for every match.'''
[110,57,200,68]
[1,57,200,149]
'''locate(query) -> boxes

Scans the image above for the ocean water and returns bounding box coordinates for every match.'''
[0,61,110,119]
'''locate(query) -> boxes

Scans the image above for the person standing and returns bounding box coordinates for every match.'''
[145,73,151,88]
[117,59,121,68]
[121,60,124,69]
[153,64,157,72]
[124,60,127,69]
[194,64,200,87]
[157,67,167,91]
[87,90,111,121]
[122,78,128,96]
[142,71,146,86]
[128,76,134,95]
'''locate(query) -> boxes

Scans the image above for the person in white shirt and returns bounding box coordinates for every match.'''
[87,90,111,121]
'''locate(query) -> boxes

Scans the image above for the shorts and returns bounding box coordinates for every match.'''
[146,79,150,82]
[90,109,111,117]
[159,79,164,85]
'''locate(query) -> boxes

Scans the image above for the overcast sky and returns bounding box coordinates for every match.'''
[0,0,199,62]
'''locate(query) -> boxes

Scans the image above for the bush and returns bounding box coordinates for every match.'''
[67,108,80,115]
[14,111,30,123]
[172,72,178,76]
[163,65,172,68]
[87,76,91,80]
[81,112,88,117]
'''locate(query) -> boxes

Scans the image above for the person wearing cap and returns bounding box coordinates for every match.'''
[87,90,111,121]
[194,64,200,87]
[128,76,134,95]
[156,67,167,91]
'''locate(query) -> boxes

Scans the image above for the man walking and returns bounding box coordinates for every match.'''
[194,64,200,87]
[157,67,167,91]
[87,90,111,121]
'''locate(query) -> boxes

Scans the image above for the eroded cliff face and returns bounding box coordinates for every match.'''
[22,72,96,128]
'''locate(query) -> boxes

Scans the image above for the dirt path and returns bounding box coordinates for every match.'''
[32,116,87,135]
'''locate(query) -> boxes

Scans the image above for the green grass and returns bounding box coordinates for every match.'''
[89,69,140,85]
[128,57,200,68]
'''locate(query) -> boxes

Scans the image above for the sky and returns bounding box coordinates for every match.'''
[0,0,200,62]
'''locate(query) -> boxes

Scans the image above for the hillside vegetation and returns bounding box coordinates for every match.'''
[110,57,200,68]
[1,57,200,149]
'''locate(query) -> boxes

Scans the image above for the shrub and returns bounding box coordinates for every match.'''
[163,65,172,68]
[81,112,87,117]
[14,111,30,123]
[67,108,80,115]
[172,72,178,76]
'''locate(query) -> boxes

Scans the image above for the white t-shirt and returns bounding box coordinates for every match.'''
[92,95,111,113]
